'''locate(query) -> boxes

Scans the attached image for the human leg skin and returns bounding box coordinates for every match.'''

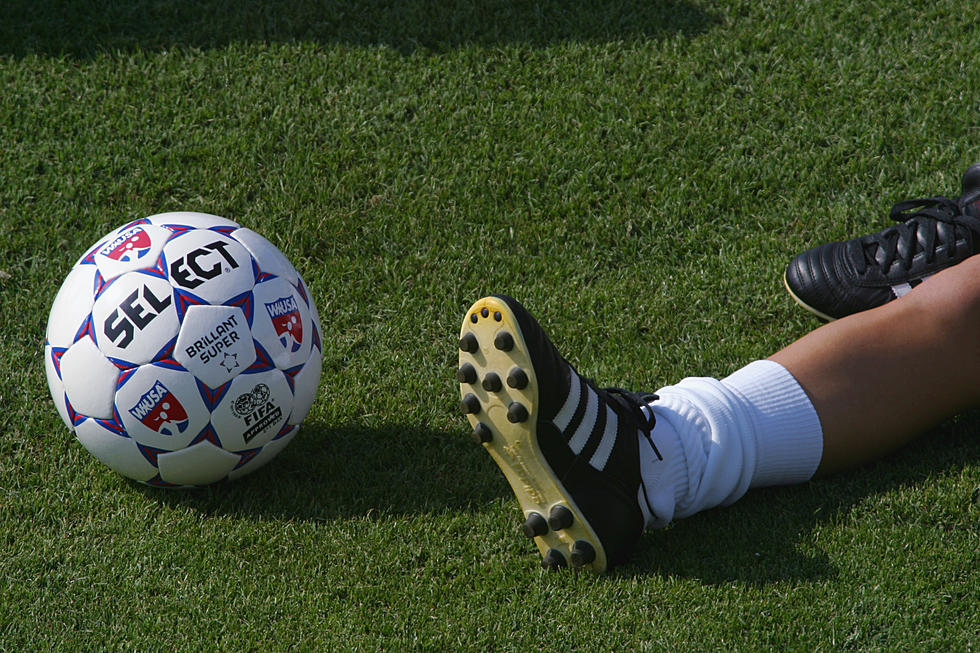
[771,253,980,476]
[457,257,980,572]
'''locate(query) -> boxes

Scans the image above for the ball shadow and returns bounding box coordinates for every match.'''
[138,419,511,521]
[2,0,718,58]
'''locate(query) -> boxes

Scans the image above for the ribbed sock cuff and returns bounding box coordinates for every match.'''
[722,360,823,488]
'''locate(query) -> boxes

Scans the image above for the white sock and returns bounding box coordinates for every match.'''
[638,360,823,530]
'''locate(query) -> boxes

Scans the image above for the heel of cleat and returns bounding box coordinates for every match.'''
[521,512,549,538]
[570,540,597,567]
[457,296,610,573]
[541,549,568,570]
[459,393,481,415]
[506,367,528,389]
[471,422,493,444]
[548,505,574,531]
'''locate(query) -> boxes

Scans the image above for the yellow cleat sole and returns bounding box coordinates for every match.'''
[457,296,608,572]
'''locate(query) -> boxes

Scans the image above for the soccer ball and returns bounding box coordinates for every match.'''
[43,212,323,487]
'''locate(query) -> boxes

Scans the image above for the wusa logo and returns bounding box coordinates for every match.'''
[99,226,153,262]
[265,296,303,353]
[128,380,189,436]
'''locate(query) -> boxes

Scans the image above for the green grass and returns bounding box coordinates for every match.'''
[2,0,980,649]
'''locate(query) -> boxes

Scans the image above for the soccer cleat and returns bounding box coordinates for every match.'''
[457,295,658,572]
[785,163,980,320]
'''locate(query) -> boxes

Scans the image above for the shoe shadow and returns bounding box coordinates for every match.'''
[2,0,718,58]
[619,411,980,585]
[140,410,980,585]
[137,420,510,521]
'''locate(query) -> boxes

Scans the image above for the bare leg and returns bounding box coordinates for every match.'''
[770,254,980,476]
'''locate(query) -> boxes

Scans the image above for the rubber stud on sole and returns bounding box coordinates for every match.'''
[570,540,597,567]
[506,367,528,389]
[459,393,481,415]
[494,331,514,351]
[459,332,479,353]
[541,549,568,570]
[521,512,548,538]
[471,422,493,444]
[506,402,529,423]
[481,372,502,392]
[548,505,574,531]
[456,363,477,384]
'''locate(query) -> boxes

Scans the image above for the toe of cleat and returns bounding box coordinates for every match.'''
[458,296,609,573]
[456,363,477,384]
[494,331,514,351]
[481,372,502,392]
[459,332,479,353]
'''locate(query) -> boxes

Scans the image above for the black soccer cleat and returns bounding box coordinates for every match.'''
[785,163,980,320]
[457,295,658,573]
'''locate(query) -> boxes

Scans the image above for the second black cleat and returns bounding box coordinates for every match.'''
[456,295,658,573]
[785,163,980,320]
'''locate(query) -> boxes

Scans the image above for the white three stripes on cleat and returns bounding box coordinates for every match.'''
[891,274,931,299]
[551,370,624,472]
[891,282,913,298]
[589,409,618,471]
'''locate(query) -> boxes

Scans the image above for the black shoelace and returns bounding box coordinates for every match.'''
[602,386,658,437]
[859,196,980,273]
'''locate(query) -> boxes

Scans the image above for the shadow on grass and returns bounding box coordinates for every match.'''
[621,412,980,585]
[140,410,980,585]
[138,420,511,520]
[0,0,717,58]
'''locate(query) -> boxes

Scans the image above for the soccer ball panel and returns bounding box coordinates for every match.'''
[163,230,255,304]
[231,228,300,285]
[289,345,322,426]
[75,420,157,482]
[60,337,120,419]
[251,277,313,370]
[174,305,255,388]
[46,264,99,348]
[157,441,240,486]
[44,345,72,430]
[92,223,172,283]
[91,273,180,365]
[115,364,209,451]
[227,424,299,480]
[144,212,240,230]
[210,370,292,450]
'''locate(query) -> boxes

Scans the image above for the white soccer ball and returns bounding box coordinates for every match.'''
[44,212,323,487]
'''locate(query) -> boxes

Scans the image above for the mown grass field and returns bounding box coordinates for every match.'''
[1,0,978,649]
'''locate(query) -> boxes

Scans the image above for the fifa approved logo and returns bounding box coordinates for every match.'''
[265,296,303,353]
[231,383,283,444]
